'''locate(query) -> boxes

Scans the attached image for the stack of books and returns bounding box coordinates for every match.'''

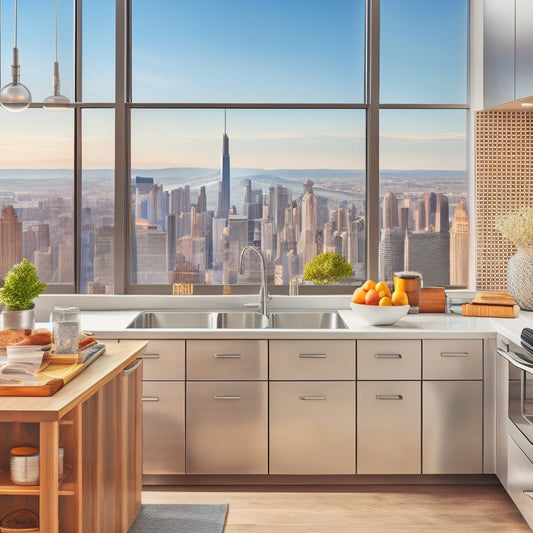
[461,291,519,318]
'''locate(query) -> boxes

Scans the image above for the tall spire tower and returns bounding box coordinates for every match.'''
[217,109,231,220]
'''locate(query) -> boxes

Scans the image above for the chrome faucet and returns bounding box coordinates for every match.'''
[239,245,269,316]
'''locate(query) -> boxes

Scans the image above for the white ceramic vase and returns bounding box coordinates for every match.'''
[507,247,533,311]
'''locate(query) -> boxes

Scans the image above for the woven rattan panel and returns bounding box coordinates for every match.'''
[476,110,533,290]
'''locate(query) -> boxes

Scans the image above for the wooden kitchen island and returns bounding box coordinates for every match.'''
[0,340,147,533]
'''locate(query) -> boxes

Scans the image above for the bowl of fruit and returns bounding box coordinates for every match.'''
[350,280,410,326]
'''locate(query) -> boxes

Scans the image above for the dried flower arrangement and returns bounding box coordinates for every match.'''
[495,206,533,248]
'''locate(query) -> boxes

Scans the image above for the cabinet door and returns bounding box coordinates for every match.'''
[423,381,483,474]
[186,381,268,474]
[507,436,533,529]
[142,381,185,475]
[357,381,421,474]
[269,381,355,474]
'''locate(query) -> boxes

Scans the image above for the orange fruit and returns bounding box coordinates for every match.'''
[351,287,368,304]
[375,281,391,298]
[391,290,409,306]
[362,279,376,291]
[379,296,393,306]
[365,289,380,305]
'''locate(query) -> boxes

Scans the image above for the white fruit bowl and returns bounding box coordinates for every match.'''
[350,303,410,326]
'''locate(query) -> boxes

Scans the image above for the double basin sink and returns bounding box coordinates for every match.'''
[127,310,347,330]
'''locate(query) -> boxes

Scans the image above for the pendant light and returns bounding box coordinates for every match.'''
[0,0,31,112]
[43,0,69,110]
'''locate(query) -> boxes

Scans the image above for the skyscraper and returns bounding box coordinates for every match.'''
[298,180,318,268]
[383,192,399,228]
[217,111,231,220]
[450,199,469,287]
[0,205,22,278]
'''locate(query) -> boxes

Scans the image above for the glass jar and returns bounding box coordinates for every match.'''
[51,306,80,354]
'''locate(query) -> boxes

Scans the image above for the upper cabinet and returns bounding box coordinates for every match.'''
[484,0,533,107]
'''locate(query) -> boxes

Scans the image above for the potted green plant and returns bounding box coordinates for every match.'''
[303,252,354,285]
[0,258,47,331]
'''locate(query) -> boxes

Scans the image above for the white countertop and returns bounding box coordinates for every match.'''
[37,307,533,344]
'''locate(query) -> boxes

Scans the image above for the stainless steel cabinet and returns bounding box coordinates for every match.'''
[142,340,186,479]
[186,381,268,474]
[423,339,483,380]
[357,381,421,474]
[142,381,185,475]
[269,381,355,474]
[186,340,268,474]
[422,380,483,474]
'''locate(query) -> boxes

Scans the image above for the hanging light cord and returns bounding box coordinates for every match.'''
[54,0,58,62]
[14,0,17,48]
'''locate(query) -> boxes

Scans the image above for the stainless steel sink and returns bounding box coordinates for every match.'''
[126,310,347,330]
[216,311,270,329]
[269,311,347,329]
[127,311,217,329]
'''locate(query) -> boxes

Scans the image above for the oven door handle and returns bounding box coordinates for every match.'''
[521,371,533,425]
[497,348,533,372]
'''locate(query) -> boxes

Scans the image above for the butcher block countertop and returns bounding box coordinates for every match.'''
[0,340,147,422]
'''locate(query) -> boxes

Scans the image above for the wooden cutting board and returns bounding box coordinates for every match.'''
[470,291,517,306]
[0,362,86,397]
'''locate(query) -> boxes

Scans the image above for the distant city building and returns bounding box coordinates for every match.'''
[0,205,22,278]
[135,222,168,284]
[383,191,399,229]
[450,199,469,287]
[405,231,450,286]
[298,180,318,269]
[93,226,114,289]
[379,227,406,282]
[217,115,231,220]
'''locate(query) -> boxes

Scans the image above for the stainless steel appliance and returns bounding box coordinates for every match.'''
[497,328,533,528]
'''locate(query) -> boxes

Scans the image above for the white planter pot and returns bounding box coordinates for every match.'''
[507,247,533,311]
[1,309,35,331]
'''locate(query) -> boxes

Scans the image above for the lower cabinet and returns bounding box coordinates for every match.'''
[142,381,185,475]
[269,381,356,474]
[357,381,421,474]
[186,381,268,474]
[507,436,533,529]
[422,380,483,474]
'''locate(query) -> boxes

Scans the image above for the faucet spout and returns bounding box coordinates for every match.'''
[239,245,269,316]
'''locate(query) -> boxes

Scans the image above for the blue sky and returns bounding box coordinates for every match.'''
[0,0,468,170]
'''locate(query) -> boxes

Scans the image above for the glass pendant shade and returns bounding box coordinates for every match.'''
[0,0,31,112]
[43,62,70,110]
[0,48,31,112]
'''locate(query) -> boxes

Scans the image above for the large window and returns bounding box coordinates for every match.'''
[0,0,470,293]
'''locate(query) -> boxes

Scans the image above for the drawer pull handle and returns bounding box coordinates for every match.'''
[143,354,161,359]
[376,394,403,400]
[123,358,143,376]
[214,395,241,400]
[375,353,402,359]
[298,395,327,400]
[214,353,241,358]
[440,352,469,357]
[142,396,160,402]
[299,353,326,359]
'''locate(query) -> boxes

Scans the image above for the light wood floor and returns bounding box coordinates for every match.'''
[142,484,531,532]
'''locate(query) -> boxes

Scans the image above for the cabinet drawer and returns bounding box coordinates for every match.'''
[270,340,355,380]
[357,340,421,380]
[186,381,268,474]
[142,340,185,380]
[269,381,355,474]
[423,339,483,380]
[142,381,185,475]
[357,381,421,474]
[187,340,268,380]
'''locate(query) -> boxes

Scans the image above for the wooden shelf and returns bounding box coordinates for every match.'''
[0,466,74,496]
